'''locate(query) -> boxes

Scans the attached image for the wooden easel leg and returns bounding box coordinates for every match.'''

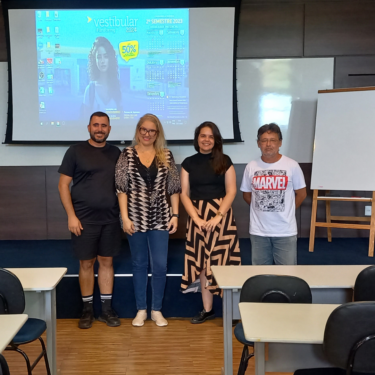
[369,191,375,257]
[325,192,332,242]
[309,190,318,252]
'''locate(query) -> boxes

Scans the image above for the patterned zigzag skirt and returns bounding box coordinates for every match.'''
[181,198,241,296]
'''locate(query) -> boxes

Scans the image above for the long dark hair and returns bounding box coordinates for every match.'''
[88,37,122,107]
[194,122,227,175]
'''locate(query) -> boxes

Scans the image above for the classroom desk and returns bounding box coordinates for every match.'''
[211,265,369,375]
[239,303,339,375]
[0,314,28,352]
[7,268,67,375]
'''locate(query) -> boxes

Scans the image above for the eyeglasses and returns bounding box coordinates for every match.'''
[259,139,279,144]
[139,127,158,136]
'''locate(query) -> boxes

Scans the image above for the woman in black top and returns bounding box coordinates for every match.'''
[115,114,181,327]
[180,122,241,324]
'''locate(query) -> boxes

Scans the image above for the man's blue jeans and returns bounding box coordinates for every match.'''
[250,234,297,265]
[127,230,169,311]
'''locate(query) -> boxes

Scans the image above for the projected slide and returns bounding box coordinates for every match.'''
[35,9,189,126]
[8,7,236,141]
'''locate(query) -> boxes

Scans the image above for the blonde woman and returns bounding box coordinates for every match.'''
[115,114,181,327]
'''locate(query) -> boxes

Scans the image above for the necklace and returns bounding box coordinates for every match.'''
[137,147,155,164]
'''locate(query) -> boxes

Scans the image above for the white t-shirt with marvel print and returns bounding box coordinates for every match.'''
[240,155,306,237]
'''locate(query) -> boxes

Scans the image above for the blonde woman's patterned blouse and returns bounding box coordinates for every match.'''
[115,147,181,232]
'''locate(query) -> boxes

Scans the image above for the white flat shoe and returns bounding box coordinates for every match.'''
[151,310,168,327]
[132,310,147,327]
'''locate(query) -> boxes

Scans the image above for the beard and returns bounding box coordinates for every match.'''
[262,149,278,157]
[90,132,108,143]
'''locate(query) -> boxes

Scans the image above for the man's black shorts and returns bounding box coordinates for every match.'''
[71,221,122,260]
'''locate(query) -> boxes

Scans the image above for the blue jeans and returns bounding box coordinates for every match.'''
[127,230,169,311]
[250,234,297,265]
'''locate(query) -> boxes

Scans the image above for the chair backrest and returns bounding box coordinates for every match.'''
[323,302,375,373]
[0,268,25,314]
[240,274,312,304]
[0,353,11,375]
[353,265,375,302]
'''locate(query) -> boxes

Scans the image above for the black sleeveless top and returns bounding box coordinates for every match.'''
[181,152,233,200]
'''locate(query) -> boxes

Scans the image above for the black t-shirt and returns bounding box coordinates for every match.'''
[181,152,233,200]
[58,141,121,224]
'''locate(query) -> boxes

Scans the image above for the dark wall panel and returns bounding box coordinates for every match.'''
[2,1,375,62]
[0,166,47,239]
[0,164,373,240]
[237,3,304,58]
[46,166,70,239]
[334,56,375,89]
[305,2,375,57]
[232,164,249,238]
[0,6,7,62]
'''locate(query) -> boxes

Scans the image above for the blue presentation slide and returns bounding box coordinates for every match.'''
[35,9,189,126]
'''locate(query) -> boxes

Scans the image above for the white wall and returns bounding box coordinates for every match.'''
[0,58,333,166]
[234,58,334,163]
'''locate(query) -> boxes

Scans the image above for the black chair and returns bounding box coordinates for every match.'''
[294,301,375,375]
[0,354,11,375]
[234,274,312,375]
[0,268,51,375]
[353,265,375,302]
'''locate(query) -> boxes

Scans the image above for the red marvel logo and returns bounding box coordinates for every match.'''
[252,175,288,190]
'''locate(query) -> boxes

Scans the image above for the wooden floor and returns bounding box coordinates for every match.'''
[2,318,272,375]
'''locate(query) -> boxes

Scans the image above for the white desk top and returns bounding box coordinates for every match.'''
[6,268,67,291]
[212,265,369,289]
[239,303,339,344]
[0,314,28,352]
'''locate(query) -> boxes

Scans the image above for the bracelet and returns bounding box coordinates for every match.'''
[172,214,180,218]
[217,211,224,218]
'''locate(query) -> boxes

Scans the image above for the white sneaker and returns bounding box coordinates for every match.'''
[132,310,147,327]
[151,310,168,327]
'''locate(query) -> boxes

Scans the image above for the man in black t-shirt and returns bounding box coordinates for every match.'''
[58,111,121,329]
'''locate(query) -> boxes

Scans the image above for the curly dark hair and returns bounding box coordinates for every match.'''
[88,37,122,106]
[194,121,228,175]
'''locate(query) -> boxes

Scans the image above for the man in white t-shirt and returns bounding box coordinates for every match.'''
[240,123,307,265]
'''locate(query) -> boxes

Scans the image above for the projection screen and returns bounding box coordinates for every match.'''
[2,0,241,144]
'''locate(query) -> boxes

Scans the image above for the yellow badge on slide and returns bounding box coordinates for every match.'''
[119,41,139,62]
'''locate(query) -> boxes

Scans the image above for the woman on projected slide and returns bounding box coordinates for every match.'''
[83,37,122,117]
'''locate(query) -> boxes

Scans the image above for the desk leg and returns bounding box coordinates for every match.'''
[44,289,57,375]
[254,343,265,375]
[223,289,233,375]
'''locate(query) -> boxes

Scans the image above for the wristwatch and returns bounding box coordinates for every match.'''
[172,214,180,218]
[217,211,224,218]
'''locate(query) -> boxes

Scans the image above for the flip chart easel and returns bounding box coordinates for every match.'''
[309,191,375,256]
[309,87,375,257]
